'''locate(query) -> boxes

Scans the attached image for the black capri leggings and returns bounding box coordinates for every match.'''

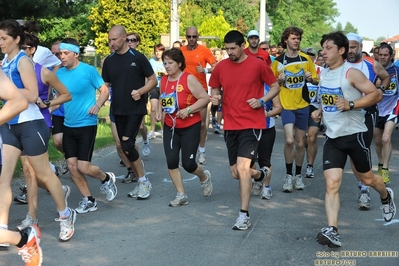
[163,121,201,173]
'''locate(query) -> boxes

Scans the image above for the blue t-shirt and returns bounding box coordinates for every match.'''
[56,62,104,127]
[149,57,165,88]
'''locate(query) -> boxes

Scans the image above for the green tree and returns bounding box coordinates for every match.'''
[179,2,210,36]
[89,0,170,56]
[266,0,339,48]
[343,22,358,34]
[198,10,234,48]
[186,0,258,33]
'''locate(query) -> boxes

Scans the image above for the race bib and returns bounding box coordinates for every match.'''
[160,91,178,114]
[284,69,305,89]
[320,86,343,113]
[384,75,398,96]
[308,84,318,104]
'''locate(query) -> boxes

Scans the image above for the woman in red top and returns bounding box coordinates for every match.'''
[157,48,213,207]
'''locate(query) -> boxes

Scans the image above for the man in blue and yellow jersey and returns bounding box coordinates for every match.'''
[271,26,318,193]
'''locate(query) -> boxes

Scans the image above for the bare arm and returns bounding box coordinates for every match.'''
[88,84,109,115]
[336,68,382,111]
[18,57,39,103]
[132,74,157,100]
[176,75,210,119]
[0,70,28,125]
[266,94,282,117]
[374,60,390,89]
[36,67,71,109]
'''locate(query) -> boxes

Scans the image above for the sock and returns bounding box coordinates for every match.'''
[382,168,389,171]
[265,185,271,189]
[0,224,7,230]
[16,230,29,248]
[143,140,149,145]
[378,163,383,168]
[177,192,184,197]
[330,226,338,232]
[307,164,313,168]
[88,196,95,203]
[240,209,249,217]
[381,190,391,204]
[127,167,133,173]
[198,147,205,153]
[286,163,293,175]
[357,182,363,189]
[138,176,147,182]
[59,207,71,219]
[295,165,302,175]
[102,172,110,184]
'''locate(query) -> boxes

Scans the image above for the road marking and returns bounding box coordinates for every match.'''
[162,176,198,183]
[374,218,399,226]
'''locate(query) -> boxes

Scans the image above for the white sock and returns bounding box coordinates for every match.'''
[198,147,205,153]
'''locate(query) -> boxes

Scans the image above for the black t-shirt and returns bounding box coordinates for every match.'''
[102,48,154,115]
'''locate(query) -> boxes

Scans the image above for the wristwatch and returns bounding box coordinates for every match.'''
[378,85,386,92]
[259,98,264,106]
[43,100,51,108]
[349,101,355,110]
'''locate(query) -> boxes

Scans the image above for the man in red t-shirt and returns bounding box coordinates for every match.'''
[181,26,217,165]
[244,30,271,66]
[210,30,279,231]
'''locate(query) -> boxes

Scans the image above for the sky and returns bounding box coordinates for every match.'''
[333,0,399,40]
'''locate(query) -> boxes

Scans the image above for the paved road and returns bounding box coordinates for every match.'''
[2,121,399,266]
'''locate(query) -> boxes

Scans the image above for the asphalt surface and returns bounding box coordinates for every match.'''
[2,121,399,266]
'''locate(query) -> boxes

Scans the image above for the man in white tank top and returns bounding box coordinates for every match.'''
[312,32,396,248]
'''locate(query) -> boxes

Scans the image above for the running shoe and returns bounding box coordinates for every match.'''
[169,194,188,207]
[253,166,269,196]
[61,159,69,175]
[75,198,98,214]
[198,152,206,165]
[316,226,341,248]
[100,172,117,201]
[232,212,251,230]
[14,185,28,204]
[381,187,396,222]
[214,124,221,134]
[16,213,38,231]
[282,174,293,192]
[122,171,137,184]
[261,187,272,200]
[142,141,151,157]
[127,184,139,198]
[56,208,76,242]
[137,179,152,199]
[17,224,42,266]
[294,174,305,190]
[381,169,390,184]
[358,191,371,210]
[201,170,213,197]
[147,131,156,140]
[305,165,314,178]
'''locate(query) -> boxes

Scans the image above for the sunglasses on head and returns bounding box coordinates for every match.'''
[126,38,138,43]
[186,35,198,39]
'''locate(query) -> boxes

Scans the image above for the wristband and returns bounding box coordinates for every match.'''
[259,98,264,106]
[96,104,101,109]
[204,68,208,74]
[187,107,192,114]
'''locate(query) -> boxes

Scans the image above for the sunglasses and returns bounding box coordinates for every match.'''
[126,38,138,43]
[261,48,269,51]
[186,35,198,39]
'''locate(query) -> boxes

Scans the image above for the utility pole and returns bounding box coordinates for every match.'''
[259,0,266,41]
[170,0,180,48]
